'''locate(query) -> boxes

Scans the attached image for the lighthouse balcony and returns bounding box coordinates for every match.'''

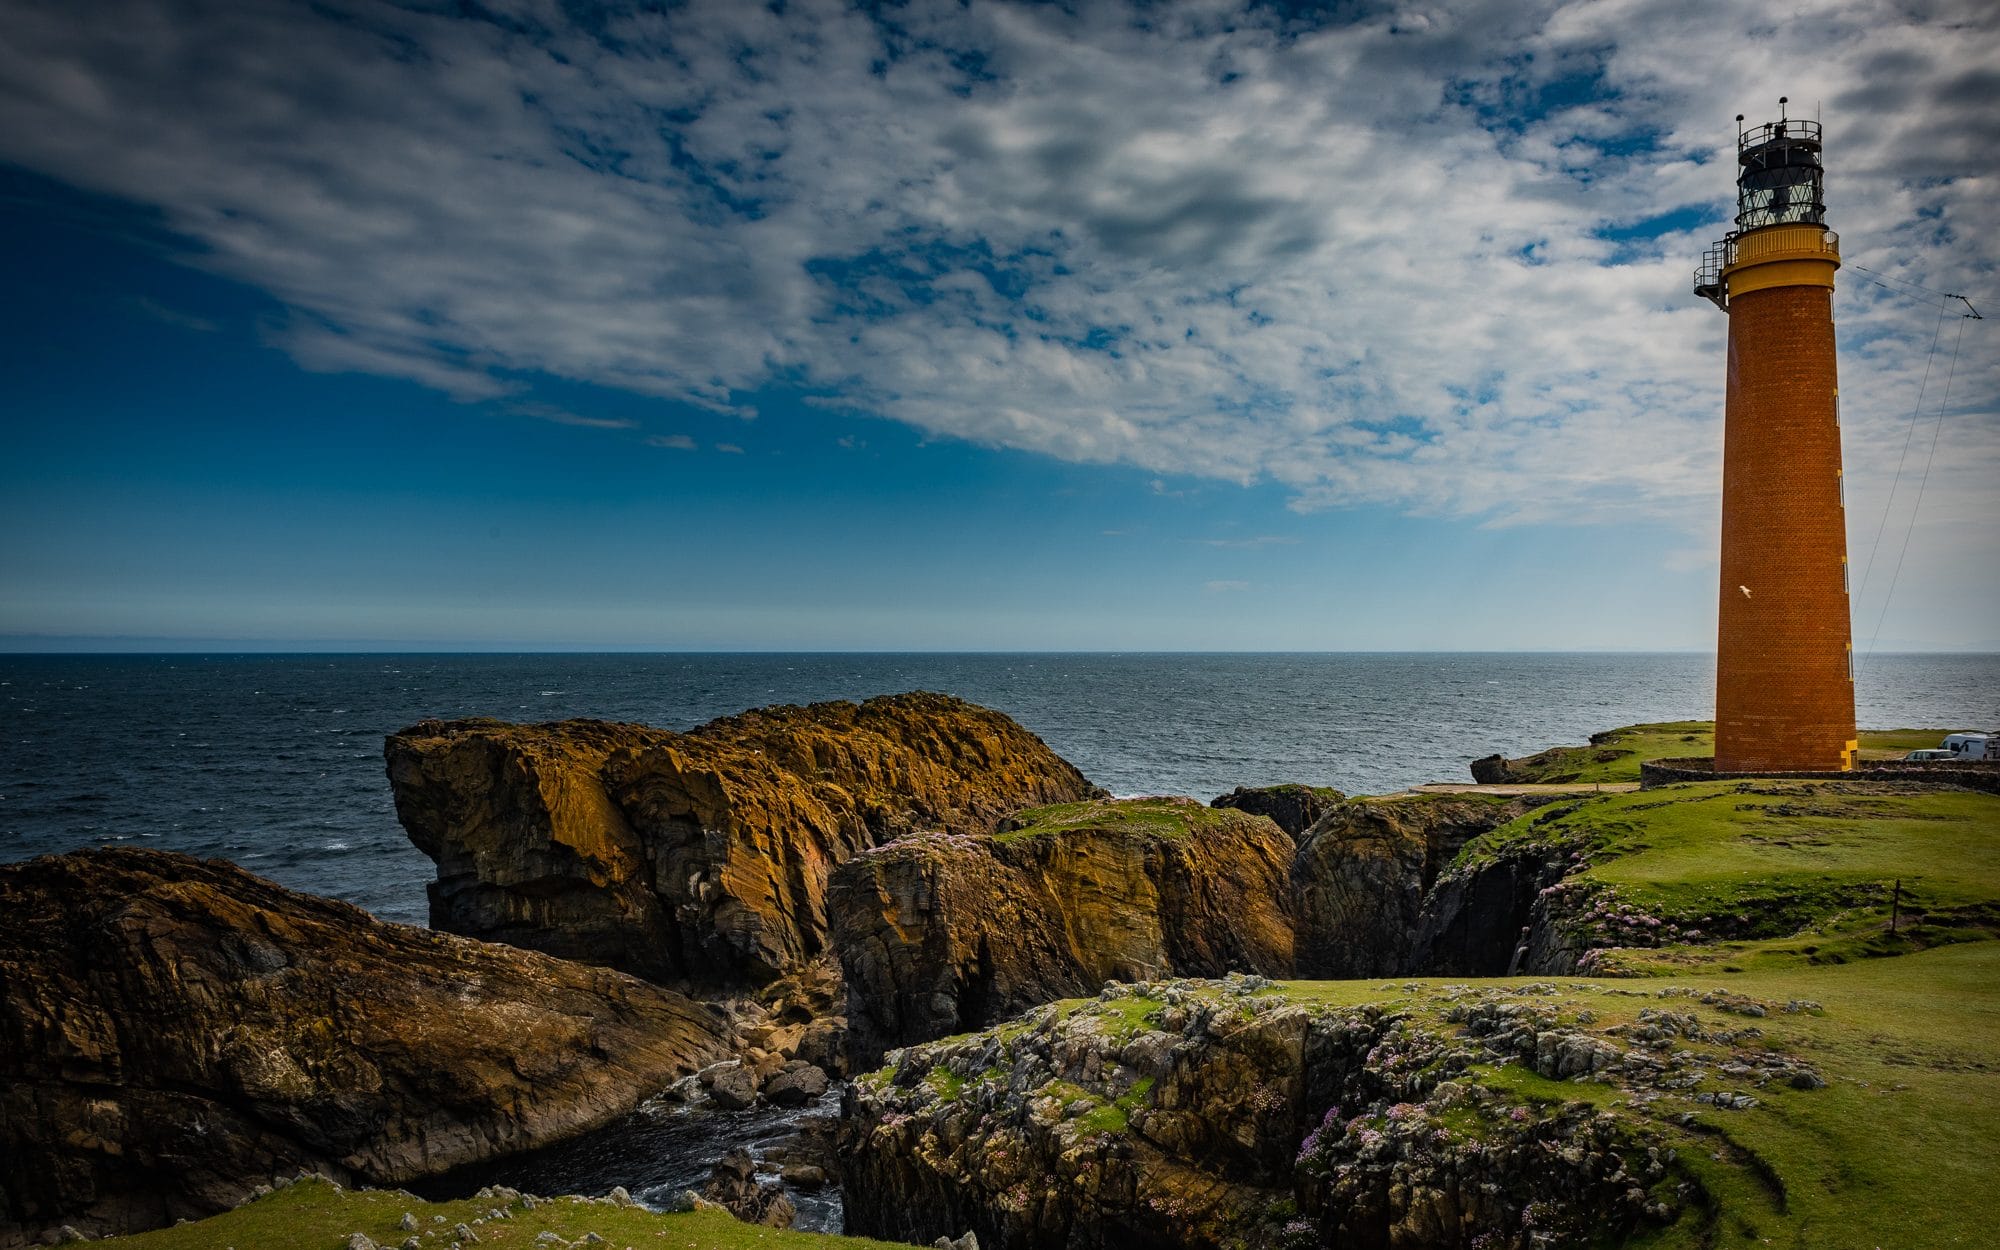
[1692,225,1840,310]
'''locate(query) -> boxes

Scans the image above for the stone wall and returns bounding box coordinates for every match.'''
[1640,757,2000,796]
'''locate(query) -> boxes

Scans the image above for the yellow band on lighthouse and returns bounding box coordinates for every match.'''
[1721,222,1841,298]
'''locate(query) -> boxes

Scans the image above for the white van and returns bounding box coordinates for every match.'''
[1942,733,1996,761]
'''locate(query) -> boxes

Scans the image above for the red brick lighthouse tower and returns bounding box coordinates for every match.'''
[1693,103,1856,773]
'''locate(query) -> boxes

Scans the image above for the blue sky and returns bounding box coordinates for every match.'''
[1,0,1994,650]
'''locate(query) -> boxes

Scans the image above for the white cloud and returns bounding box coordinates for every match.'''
[511,402,636,430]
[0,0,1992,557]
[646,433,697,450]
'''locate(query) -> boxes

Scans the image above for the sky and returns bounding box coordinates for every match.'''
[0,0,1994,651]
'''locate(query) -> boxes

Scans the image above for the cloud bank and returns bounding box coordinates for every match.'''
[1,0,1993,533]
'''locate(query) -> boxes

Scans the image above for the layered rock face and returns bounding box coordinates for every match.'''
[0,849,728,1246]
[386,693,1101,986]
[829,798,1295,1060]
[1292,794,1532,978]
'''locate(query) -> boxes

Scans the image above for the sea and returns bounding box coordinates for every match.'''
[4,650,1996,1224]
[4,651,1996,926]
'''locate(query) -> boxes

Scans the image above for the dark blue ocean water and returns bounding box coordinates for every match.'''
[3,652,1995,926]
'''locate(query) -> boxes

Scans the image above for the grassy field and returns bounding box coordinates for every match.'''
[92,1180,921,1250]
[1491,722,1962,782]
[1460,781,2000,965]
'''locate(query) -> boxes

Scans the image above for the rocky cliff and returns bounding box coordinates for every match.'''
[386,693,1101,987]
[829,798,1295,1061]
[0,848,728,1246]
[843,779,2000,1249]
[843,976,1738,1249]
[1292,794,1532,979]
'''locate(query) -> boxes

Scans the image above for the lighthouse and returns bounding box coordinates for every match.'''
[1693,103,1857,773]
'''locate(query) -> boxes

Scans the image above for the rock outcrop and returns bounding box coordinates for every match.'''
[386,693,1102,987]
[701,1148,796,1228]
[1209,783,1346,837]
[829,799,1295,1060]
[0,848,728,1246]
[1292,794,1533,978]
[844,978,1719,1250]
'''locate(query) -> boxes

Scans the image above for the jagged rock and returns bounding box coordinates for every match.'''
[764,1062,831,1106]
[701,1150,795,1228]
[1469,753,1516,784]
[1210,783,1346,836]
[386,693,1101,987]
[844,982,1691,1249]
[0,849,728,1246]
[931,1234,979,1250]
[829,798,1295,1059]
[1292,794,1531,978]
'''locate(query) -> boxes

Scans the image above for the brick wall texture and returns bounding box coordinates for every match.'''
[1715,281,1856,772]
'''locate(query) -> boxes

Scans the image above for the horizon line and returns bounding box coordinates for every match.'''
[3,644,1996,658]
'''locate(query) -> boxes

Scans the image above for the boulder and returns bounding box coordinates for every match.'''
[0,849,727,1246]
[705,1064,759,1111]
[764,1063,831,1106]
[386,693,1101,987]
[830,798,1295,1059]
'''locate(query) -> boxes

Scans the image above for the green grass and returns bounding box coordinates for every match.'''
[1494,784,2000,969]
[1490,723,1961,782]
[1258,941,2000,1249]
[925,1064,967,1102]
[94,1178,921,1250]
[994,796,1238,843]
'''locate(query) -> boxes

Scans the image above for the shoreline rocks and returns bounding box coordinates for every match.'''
[0,848,728,1247]
[386,693,1103,990]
